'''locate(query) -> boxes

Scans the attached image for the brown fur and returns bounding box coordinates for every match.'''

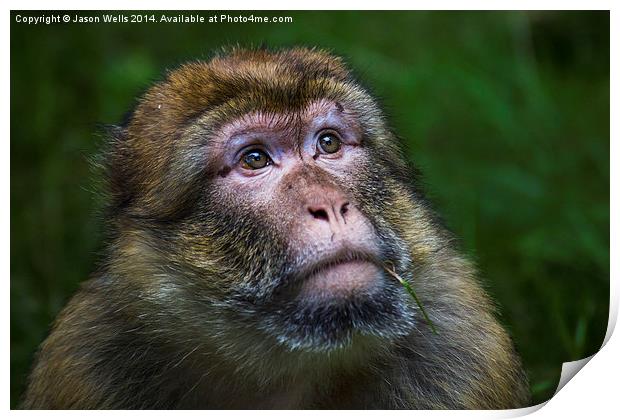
[21,47,530,409]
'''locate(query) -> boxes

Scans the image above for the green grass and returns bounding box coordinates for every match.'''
[384,264,438,335]
[10,10,609,407]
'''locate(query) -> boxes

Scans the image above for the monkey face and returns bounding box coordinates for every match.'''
[172,99,418,352]
[112,49,427,354]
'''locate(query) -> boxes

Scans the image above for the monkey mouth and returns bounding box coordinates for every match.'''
[293,249,385,300]
[250,247,416,352]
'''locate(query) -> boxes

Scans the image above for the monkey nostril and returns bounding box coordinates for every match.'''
[309,208,329,221]
[340,202,350,217]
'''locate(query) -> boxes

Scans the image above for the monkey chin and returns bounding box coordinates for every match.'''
[256,261,417,353]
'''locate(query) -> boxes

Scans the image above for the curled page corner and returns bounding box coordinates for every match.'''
[553,355,595,396]
[512,315,615,416]
[499,356,595,418]
[550,303,618,396]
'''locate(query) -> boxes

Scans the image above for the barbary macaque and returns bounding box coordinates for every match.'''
[22,47,530,409]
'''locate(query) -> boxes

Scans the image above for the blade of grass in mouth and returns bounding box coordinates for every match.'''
[383,264,438,335]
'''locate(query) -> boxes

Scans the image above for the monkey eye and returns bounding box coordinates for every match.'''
[317,133,342,154]
[240,149,272,170]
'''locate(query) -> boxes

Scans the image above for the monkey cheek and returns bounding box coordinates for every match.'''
[297,261,384,301]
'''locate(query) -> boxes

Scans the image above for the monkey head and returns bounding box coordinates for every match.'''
[105,48,439,356]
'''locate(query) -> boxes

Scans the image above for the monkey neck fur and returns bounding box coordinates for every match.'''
[102,230,397,400]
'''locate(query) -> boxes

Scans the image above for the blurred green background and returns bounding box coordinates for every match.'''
[10,11,609,407]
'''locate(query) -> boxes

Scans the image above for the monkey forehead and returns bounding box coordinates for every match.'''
[127,48,379,138]
[206,99,356,142]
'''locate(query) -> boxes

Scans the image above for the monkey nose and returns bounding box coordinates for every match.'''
[307,201,350,235]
